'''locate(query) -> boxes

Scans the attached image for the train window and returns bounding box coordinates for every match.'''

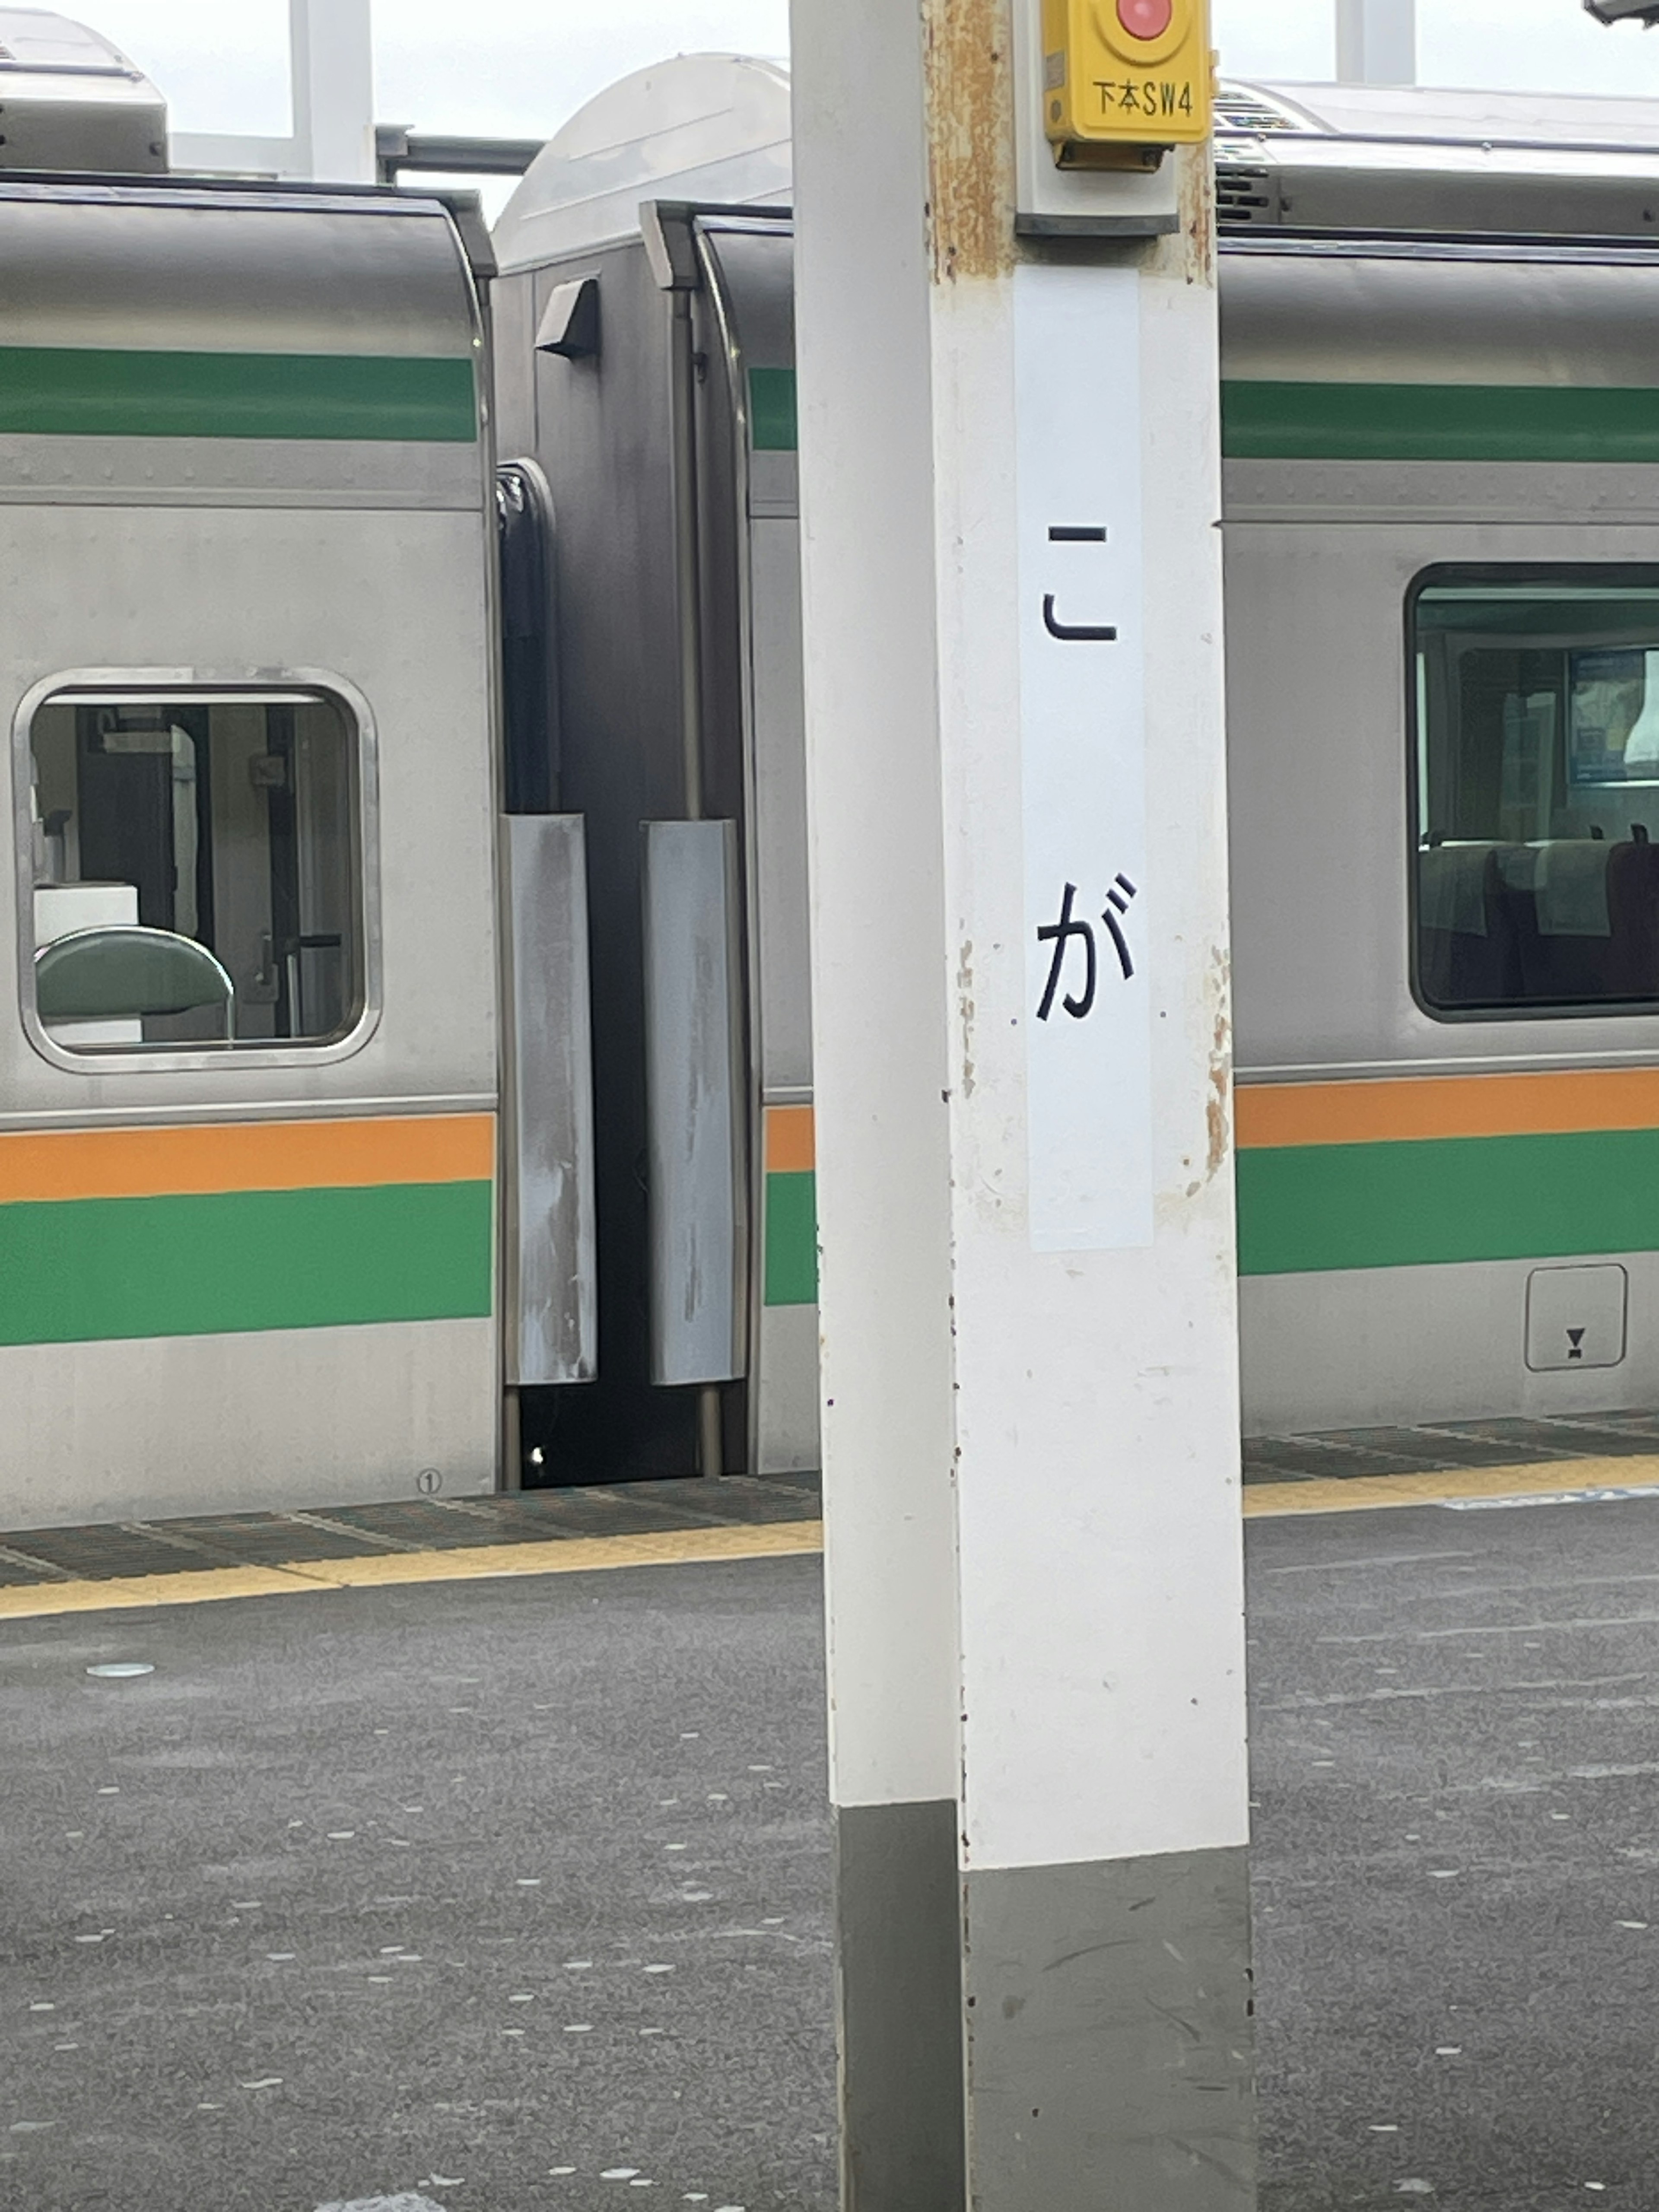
[21,686,366,1056]
[1411,568,1659,1017]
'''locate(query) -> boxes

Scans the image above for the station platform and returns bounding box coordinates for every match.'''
[3,1414,1659,1621]
[0,1471,824,1618]
[1244,1406,1659,1483]
[6,1441,1659,2208]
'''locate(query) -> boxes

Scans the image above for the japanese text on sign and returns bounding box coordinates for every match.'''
[1017,263,1153,1253]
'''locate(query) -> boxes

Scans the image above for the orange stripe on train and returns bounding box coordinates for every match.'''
[0,1114,495,1205]
[1236,1068,1659,1150]
[764,1104,816,1175]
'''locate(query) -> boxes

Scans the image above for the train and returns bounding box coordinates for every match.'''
[0,14,591,1527]
[497,58,1659,1480]
[6,15,1659,1526]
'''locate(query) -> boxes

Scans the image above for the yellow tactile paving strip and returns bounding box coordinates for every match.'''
[1244,1455,1659,1517]
[6,1455,1659,1622]
[0,1520,826,1622]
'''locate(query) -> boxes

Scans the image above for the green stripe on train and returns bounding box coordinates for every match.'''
[1237,1126,1659,1277]
[748,366,798,452]
[0,346,478,442]
[765,1170,817,1306]
[1221,380,1659,465]
[0,1180,493,1346]
[737,372,1659,465]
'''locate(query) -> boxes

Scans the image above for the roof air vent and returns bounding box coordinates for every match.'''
[0,10,166,172]
[1215,85,1316,135]
[1215,162,1281,226]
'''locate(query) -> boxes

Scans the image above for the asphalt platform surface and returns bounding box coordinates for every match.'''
[6,1495,1659,2208]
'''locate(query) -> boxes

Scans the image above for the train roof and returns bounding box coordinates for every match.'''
[495,54,1659,269]
[1217,81,1659,238]
[493,54,790,272]
[0,8,165,174]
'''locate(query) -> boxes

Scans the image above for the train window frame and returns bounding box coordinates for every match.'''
[1405,563,1659,1025]
[12,668,382,1074]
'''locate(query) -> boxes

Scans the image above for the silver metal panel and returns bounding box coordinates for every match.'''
[502,814,596,1385]
[0,194,477,357]
[1223,247,1659,388]
[1218,143,1659,241]
[643,819,744,1386]
[1241,1253,1659,1433]
[0,435,485,509]
[756,1301,820,1472]
[0,1318,495,1530]
[1224,517,1659,1079]
[1225,458,1659,530]
[492,274,539,459]
[748,448,798,519]
[1527,1264,1628,1373]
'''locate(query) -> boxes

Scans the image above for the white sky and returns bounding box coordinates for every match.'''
[76,0,1659,146]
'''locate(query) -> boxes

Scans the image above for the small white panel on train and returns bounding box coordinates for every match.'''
[1525,1264,1628,1373]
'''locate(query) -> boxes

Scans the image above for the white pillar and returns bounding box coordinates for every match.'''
[168,0,375,181]
[290,0,375,182]
[792,0,1255,2204]
[1336,0,1417,84]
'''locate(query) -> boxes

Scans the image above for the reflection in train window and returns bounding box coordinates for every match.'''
[1411,568,1659,1017]
[23,688,365,1053]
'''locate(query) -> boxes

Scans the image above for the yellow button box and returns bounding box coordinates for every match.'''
[1042,0,1213,162]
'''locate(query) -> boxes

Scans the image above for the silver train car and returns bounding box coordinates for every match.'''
[496,60,1659,1475]
[0,14,594,1528]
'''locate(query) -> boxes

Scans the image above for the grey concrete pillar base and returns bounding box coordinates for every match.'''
[964,1845,1257,2211]
[835,1799,966,2212]
[836,1811,1255,2212]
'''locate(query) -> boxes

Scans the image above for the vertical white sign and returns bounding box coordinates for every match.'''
[1017,261,1152,1252]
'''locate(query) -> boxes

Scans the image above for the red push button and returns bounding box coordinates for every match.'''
[1117,0,1173,36]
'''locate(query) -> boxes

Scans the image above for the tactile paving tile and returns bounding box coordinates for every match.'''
[1243,1436,1435,1484]
[464,1487,706,1540]
[141,1512,396,1567]
[5,1523,210,1580]
[316,1499,560,1549]
[0,1547,66,1586]
[1244,1409,1659,1488]
[585,1478,741,1528]
[0,1475,829,1580]
[1304,1425,1540,1472]
[1241,1441,1319,1484]
[1561,1408,1659,1440]
[680,1474,823,1523]
[1433,1416,1658,1460]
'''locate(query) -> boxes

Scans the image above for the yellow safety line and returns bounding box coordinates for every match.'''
[1245,1455,1659,1517]
[0,1519,826,1621]
[7,1455,1659,1621]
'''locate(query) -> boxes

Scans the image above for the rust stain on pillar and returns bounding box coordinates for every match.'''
[1176,144,1216,285]
[924,0,1015,283]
